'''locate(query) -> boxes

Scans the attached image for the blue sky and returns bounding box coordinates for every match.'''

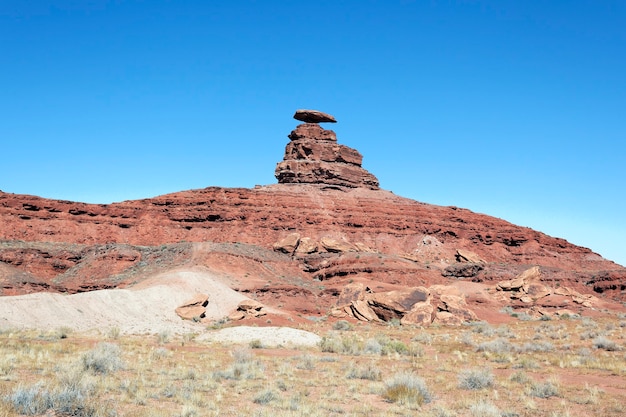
[1,1,624,266]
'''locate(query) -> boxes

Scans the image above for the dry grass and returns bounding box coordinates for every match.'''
[0,314,624,416]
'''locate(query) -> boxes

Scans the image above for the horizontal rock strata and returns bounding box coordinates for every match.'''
[275,121,379,189]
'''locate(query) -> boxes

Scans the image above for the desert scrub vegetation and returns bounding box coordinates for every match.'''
[1,315,625,416]
[457,367,494,390]
[381,372,432,406]
[82,342,124,374]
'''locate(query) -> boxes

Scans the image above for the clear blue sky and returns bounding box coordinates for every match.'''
[1,1,624,266]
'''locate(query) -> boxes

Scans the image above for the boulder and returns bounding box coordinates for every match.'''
[273,233,300,254]
[175,293,209,320]
[536,294,571,308]
[294,237,318,255]
[456,249,485,264]
[434,311,464,326]
[401,302,434,326]
[293,109,337,123]
[350,299,381,322]
[429,285,463,298]
[524,282,551,300]
[497,277,526,291]
[354,242,375,252]
[237,299,265,316]
[497,266,542,292]
[438,294,478,322]
[336,282,367,307]
[320,237,355,253]
[367,287,430,320]
[229,299,266,320]
[442,262,484,278]
[518,266,541,281]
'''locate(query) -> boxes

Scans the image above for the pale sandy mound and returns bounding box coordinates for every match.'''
[199,326,321,347]
[0,269,246,335]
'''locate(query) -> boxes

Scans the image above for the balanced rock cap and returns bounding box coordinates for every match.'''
[294,109,337,123]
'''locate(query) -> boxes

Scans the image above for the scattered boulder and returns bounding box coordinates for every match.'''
[295,237,318,255]
[518,266,541,281]
[434,311,464,326]
[175,293,209,320]
[320,237,356,253]
[354,242,375,252]
[536,294,571,308]
[367,287,430,320]
[229,299,266,320]
[456,249,485,264]
[335,282,368,307]
[524,282,551,300]
[493,266,599,313]
[442,262,484,278]
[498,266,542,291]
[350,299,381,322]
[401,302,434,326]
[273,233,301,254]
[335,285,480,326]
[293,109,337,123]
[438,294,479,322]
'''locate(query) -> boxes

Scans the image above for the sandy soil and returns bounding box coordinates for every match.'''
[0,269,239,334]
[0,268,321,346]
[197,326,321,347]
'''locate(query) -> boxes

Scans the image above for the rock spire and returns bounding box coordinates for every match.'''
[275,110,380,189]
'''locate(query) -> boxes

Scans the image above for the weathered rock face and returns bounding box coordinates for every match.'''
[275,120,380,190]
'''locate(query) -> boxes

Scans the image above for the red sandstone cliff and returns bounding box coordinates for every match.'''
[1,110,624,315]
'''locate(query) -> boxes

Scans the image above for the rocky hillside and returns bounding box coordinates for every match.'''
[1,110,624,325]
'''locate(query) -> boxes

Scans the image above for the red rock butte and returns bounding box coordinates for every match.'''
[1,109,625,325]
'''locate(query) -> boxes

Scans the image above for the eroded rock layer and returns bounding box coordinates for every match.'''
[1,184,624,302]
[275,123,380,189]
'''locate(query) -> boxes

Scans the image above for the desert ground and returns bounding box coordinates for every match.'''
[0,273,624,417]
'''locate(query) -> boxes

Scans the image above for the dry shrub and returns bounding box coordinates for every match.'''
[382,372,432,405]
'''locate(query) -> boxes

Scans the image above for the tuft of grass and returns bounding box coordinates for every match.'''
[156,329,171,345]
[249,339,264,349]
[509,370,531,384]
[82,342,124,374]
[107,326,121,340]
[458,368,494,390]
[7,383,51,415]
[346,362,381,380]
[363,338,382,355]
[295,354,316,370]
[332,320,353,331]
[475,338,513,354]
[520,341,555,352]
[232,347,253,363]
[7,381,101,417]
[382,372,432,405]
[468,399,501,417]
[529,380,560,398]
[253,388,278,404]
[319,336,343,353]
[593,336,620,351]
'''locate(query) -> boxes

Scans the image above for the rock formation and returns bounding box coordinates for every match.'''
[275,110,380,189]
[293,109,337,123]
[175,293,209,320]
[1,109,626,326]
